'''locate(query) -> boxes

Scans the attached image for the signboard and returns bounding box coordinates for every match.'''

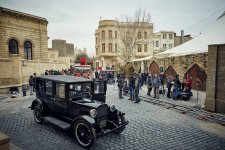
[160,67,164,72]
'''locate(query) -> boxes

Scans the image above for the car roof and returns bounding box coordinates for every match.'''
[36,75,93,83]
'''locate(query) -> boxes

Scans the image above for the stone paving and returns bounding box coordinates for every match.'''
[0,85,225,150]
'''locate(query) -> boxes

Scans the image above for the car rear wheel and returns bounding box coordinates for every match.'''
[113,115,126,134]
[33,103,43,124]
[74,120,96,148]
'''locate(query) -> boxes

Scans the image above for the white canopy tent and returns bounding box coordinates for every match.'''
[130,55,153,62]
[155,12,225,58]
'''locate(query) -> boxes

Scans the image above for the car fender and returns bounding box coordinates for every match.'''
[73,115,95,125]
[31,99,43,110]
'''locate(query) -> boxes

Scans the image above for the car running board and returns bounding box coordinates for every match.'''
[44,116,70,130]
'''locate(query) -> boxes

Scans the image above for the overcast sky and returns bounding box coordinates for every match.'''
[1,0,225,56]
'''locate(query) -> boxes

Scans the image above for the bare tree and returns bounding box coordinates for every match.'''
[115,9,152,64]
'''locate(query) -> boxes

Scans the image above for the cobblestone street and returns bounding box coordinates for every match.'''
[1,85,225,150]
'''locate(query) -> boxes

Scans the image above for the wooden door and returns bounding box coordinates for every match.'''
[149,61,159,75]
[164,66,177,79]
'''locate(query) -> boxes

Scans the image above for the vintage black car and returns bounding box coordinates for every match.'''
[30,75,128,148]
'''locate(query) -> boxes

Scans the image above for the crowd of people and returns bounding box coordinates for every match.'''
[116,72,193,103]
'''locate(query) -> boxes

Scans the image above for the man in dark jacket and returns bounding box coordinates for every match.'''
[117,74,124,99]
[128,75,135,100]
[146,73,153,96]
[173,75,181,100]
[167,77,172,98]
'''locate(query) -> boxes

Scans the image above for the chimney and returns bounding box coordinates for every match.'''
[181,30,184,44]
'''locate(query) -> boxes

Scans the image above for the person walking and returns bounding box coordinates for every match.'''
[153,74,161,99]
[167,77,172,98]
[146,73,153,96]
[117,74,124,99]
[29,75,34,95]
[33,73,37,92]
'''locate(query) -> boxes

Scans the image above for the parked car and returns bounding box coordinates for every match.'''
[29,75,128,148]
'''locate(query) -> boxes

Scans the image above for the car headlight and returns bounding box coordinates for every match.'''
[90,109,97,118]
[110,104,116,112]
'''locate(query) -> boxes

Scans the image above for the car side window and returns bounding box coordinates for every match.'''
[38,80,45,92]
[56,84,65,99]
[46,81,53,95]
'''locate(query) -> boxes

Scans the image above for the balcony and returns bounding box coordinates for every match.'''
[97,51,118,57]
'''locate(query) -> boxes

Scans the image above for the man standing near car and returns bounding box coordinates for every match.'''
[117,74,124,99]
[134,73,140,103]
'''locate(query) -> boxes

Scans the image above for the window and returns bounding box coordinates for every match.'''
[137,44,142,52]
[163,44,167,49]
[169,44,173,49]
[144,32,147,39]
[8,39,18,54]
[56,84,65,99]
[46,81,53,95]
[24,41,32,60]
[115,43,117,52]
[102,44,105,52]
[163,34,167,39]
[109,43,112,52]
[156,41,159,47]
[169,34,173,39]
[153,41,154,47]
[108,30,112,39]
[115,31,117,39]
[102,30,105,39]
[144,44,147,52]
[138,31,142,39]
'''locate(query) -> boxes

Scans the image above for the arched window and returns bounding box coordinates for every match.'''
[24,41,32,60]
[8,39,18,54]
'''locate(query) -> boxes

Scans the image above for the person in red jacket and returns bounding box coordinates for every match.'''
[185,74,192,97]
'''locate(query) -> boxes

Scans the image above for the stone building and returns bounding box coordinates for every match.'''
[0,7,69,93]
[153,31,175,55]
[52,39,75,65]
[174,33,192,47]
[95,20,154,70]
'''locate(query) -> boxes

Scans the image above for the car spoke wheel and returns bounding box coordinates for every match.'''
[74,120,96,148]
[33,104,43,124]
[113,115,126,134]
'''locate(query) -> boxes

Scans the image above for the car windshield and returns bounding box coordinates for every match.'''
[69,83,92,99]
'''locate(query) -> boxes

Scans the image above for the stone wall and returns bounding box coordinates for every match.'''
[130,53,208,91]
[0,56,69,93]
[52,39,67,57]
[205,44,225,113]
[0,7,48,60]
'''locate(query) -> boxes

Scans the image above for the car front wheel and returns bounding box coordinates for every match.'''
[33,103,43,124]
[74,120,96,148]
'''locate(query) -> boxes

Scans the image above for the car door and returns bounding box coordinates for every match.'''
[36,79,54,111]
[53,83,68,116]
[92,80,107,103]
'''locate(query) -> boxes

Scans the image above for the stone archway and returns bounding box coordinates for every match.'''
[164,66,177,79]
[184,64,207,91]
[149,61,159,75]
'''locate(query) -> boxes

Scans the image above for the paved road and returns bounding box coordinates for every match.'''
[0,85,225,150]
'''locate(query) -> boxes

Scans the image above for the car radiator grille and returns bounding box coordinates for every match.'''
[96,104,108,122]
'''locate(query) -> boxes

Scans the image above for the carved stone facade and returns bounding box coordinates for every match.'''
[130,53,208,91]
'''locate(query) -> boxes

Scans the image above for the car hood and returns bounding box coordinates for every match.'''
[73,99,106,109]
